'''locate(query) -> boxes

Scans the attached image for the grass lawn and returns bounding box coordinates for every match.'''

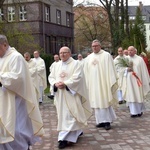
[44,85,50,94]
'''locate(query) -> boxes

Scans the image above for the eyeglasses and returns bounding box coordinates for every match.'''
[59,52,69,55]
[92,45,100,47]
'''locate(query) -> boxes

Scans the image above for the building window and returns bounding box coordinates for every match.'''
[66,12,71,27]
[45,6,50,22]
[142,16,146,21]
[0,8,4,22]
[19,5,27,21]
[8,6,15,22]
[129,16,135,20]
[56,10,61,25]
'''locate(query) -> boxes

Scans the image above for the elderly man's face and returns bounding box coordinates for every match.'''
[59,47,71,62]
[0,43,7,57]
[92,42,101,53]
[128,47,136,57]
[33,52,39,58]
[54,55,59,62]
[78,54,83,60]
[24,54,30,61]
[118,48,123,56]
[123,50,128,56]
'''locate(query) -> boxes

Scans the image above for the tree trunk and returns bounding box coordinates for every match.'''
[0,0,5,8]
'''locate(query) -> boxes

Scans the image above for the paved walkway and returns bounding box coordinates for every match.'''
[31,92,150,150]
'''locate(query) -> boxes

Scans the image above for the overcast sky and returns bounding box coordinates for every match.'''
[74,0,150,6]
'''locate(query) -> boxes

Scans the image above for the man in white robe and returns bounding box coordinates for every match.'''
[24,52,40,104]
[77,53,84,67]
[123,49,128,56]
[84,39,118,130]
[48,54,60,99]
[125,46,150,117]
[114,47,127,104]
[48,46,92,149]
[33,51,47,104]
[0,34,44,150]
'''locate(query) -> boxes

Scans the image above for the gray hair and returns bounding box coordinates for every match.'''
[92,39,101,46]
[0,34,8,45]
[24,52,31,57]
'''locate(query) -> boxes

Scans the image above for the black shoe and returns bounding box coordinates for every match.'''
[119,101,123,104]
[104,122,111,130]
[138,112,143,117]
[130,114,138,118]
[79,132,83,136]
[58,140,68,149]
[39,102,42,105]
[47,95,54,99]
[96,123,105,128]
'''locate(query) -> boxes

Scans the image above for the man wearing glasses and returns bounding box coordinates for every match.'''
[84,39,118,130]
[48,46,92,149]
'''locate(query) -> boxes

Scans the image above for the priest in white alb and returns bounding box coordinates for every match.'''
[48,54,60,99]
[24,52,40,104]
[84,39,118,130]
[0,34,44,150]
[125,46,150,117]
[33,50,47,104]
[114,47,128,104]
[48,46,92,149]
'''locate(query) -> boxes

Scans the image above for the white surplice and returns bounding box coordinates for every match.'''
[0,47,44,148]
[33,57,47,102]
[84,50,118,123]
[125,55,150,115]
[26,58,40,103]
[49,57,92,142]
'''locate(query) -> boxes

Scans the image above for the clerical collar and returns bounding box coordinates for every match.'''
[3,46,11,57]
[62,57,73,65]
[93,50,104,55]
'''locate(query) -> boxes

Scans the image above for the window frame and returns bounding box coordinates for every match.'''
[56,9,61,25]
[0,8,4,22]
[8,6,15,22]
[45,5,50,22]
[19,5,27,21]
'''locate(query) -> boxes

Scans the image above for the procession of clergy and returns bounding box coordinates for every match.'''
[0,33,149,149]
[26,40,150,149]
[27,40,150,149]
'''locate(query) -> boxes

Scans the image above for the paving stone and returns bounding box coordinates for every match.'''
[31,92,150,150]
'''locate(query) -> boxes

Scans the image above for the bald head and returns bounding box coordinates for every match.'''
[59,46,71,62]
[128,46,136,57]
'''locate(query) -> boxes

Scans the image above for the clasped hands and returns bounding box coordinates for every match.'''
[55,81,66,89]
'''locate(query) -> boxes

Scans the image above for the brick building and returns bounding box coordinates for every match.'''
[0,0,74,54]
